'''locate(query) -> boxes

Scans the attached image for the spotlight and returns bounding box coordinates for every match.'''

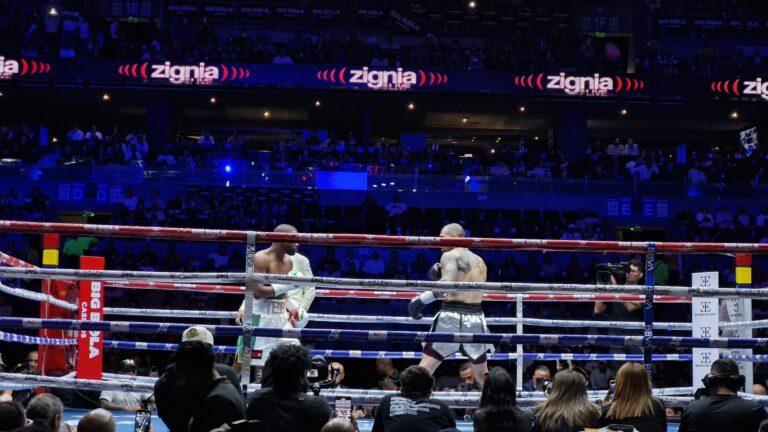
[48,7,58,16]
[224,164,232,173]
[519,106,526,112]
[534,136,540,141]
[314,100,321,107]
[468,1,477,9]
[491,149,496,154]
[620,108,628,116]
[0,91,4,97]
[461,116,469,123]
[407,102,415,110]
[101,93,111,101]
[52,137,58,143]
[209,97,217,104]
[730,111,739,119]
[264,111,271,118]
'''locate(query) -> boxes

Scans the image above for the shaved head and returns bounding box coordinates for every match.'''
[273,224,299,255]
[441,223,465,238]
[77,409,115,432]
[274,224,298,233]
[321,418,357,432]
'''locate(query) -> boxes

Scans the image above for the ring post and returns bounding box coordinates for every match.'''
[691,272,719,387]
[240,232,256,395]
[516,294,523,390]
[76,256,105,380]
[643,243,656,380]
[730,254,754,390]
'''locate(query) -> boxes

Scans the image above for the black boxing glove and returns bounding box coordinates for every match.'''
[427,263,441,281]
[408,291,437,320]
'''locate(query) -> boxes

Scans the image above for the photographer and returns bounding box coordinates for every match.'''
[593,259,644,357]
[681,359,766,432]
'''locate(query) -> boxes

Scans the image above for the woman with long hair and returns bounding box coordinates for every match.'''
[600,362,666,432]
[473,367,534,432]
[532,369,600,432]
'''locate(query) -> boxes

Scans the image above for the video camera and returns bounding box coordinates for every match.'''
[595,262,629,285]
[307,355,340,396]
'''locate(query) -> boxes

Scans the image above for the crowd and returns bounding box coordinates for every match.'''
[0,1,764,79]
[2,122,768,190]
[2,330,767,432]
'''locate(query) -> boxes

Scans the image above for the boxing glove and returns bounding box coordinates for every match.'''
[272,271,304,297]
[427,263,442,281]
[286,298,309,328]
[408,291,437,320]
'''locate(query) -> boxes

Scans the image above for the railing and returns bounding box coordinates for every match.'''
[1,161,766,198]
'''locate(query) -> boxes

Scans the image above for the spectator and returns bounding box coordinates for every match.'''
[327,362,348,389]
[198,131,215,148]
[532,370,600,432]
[680,358,766,432]
[99,360,154,411]
[458,362,480,391]
[155,326,241,432]
[13,394,69,432]
[688,165,707,184]
[247,344,332,432]
[606,138,620,156]
[10,351,39,406]
[321,418,358,432]
[696,205,715,229]
[757,207,768,229]
[372,365,455,432]
[208,245,229,270]
[522,366,550,392]
[715,205,735,229]
[376,358,401,390]
[272,49,294,64]
[319,247,341,275]
[77,409,116,432]
[0,401,25,431]
[67,126,84,143]
[385,195,407,235]
[473,367,534,432]
[627,139,639,156]
[599,363,666,432]
[177,341,245,432]
[362,251,386,276]
[589,362,614,390]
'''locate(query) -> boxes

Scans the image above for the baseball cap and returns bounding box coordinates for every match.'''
[182,326,214,346]
[119,359,137,372]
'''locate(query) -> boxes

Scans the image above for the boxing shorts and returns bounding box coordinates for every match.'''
[235,298,298,366]
[424,301,494,361]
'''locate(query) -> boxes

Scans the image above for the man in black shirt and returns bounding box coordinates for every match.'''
[681,358,766,432]
[173,341,246,432]
[247,344,332,432]
[593,259,644,356]
[155,326,243,432]
[372,365,456,432]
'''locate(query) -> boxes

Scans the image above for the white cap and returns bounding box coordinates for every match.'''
[181,326,214,346]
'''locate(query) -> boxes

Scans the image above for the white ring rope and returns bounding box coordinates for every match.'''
[0,281,77,311]
[101,307,694,330]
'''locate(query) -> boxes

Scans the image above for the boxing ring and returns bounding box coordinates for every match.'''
[1,220,768,430]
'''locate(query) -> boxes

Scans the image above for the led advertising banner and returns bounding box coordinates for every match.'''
[0,55,763,101]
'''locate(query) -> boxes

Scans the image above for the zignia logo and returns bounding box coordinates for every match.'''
[316,66,448,90]
[0,57,51,79]
[514,72,645,96]
[117,62,251,85]
[711,77,768,99]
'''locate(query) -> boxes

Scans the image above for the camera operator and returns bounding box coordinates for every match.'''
[593,259,644,358]
[681,358,766,432]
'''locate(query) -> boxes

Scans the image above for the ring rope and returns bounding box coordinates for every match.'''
[0,266,762,299]
[0,281,77,311]
[0,253,690,303]
[0,373,705,408]
[101,307,694,330]
[0,330,76,346]
[3,220,768,254]
[4,317,768,349]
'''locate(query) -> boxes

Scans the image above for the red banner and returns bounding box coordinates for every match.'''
[77,256,104,380]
